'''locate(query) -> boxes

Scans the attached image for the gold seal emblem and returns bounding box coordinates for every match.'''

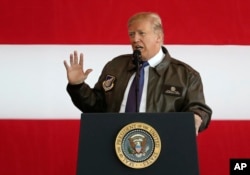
[115,122,161,169]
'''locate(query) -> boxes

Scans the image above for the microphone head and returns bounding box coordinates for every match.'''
[133,49,141,58]
[132,49,142,65]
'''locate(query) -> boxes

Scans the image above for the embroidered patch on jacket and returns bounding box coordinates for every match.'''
[164,85,183,97]
[102,75,116,92]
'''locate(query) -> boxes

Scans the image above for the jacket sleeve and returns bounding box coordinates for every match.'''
[183,73,212,132]
[66,82,107,113]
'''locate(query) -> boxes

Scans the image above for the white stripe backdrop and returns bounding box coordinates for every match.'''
[0,45,249,119]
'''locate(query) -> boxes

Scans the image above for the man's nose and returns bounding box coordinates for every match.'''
[132,33,140,43]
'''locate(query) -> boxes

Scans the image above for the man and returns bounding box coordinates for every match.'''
[64,12,212,135]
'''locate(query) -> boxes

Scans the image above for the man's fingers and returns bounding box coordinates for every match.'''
[65,50,87,74]
[63,60,69,70]
[196,128,199,136]
[194,114,202,136]
[195,123,199,136]
[69,51,83,66]
[70,53,73,65]
[73,50,78,64]
[85,69,93,77]
[79,53,84,67]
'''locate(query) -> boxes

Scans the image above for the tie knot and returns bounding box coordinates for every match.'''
[141,61,149,68]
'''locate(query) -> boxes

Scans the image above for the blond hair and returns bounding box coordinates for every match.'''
[128,12,164,35]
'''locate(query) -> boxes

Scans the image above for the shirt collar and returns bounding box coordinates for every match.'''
[147,48,165,67]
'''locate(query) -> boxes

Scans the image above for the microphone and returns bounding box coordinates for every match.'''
[131,49,142,112]
[132,49,142,66]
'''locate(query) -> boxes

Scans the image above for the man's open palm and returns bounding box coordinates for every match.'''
[64,51,92,85]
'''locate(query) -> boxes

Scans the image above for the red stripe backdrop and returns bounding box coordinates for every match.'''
[1,120,250,175]
[1,1,250,175]
[0,0,250,44]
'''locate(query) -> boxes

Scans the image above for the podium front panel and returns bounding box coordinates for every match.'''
[77,112,199,175]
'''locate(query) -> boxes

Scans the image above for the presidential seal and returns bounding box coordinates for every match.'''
[115,122,161,169]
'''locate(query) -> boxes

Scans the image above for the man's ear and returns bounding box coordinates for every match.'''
[156,32,164,44]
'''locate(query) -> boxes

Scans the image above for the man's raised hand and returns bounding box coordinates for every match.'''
[63,51,93,85]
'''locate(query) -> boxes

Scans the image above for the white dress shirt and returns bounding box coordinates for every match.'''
[119,49,165,112]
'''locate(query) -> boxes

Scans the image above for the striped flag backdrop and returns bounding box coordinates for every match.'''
[1,0,250,175]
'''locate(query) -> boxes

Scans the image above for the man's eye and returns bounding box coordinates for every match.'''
[139,32,145,36]
[129,33,135,37]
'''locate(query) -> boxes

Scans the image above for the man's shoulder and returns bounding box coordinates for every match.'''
[105,54,132,65]
[103,54,132,70]
[169,56,200,76]
[162,46,200,75]
[112,54,132,61]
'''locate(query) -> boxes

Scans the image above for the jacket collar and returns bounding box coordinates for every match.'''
[127,46,171,74]
[154,46,171,76]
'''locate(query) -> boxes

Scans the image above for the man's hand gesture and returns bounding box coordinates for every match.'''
[63,51,93,85]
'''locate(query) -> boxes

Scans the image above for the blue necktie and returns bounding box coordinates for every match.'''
[125,61,149,112]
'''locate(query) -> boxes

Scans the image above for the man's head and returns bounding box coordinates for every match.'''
[128,12,164,61]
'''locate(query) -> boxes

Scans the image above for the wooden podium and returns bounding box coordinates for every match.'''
[76,113,199,175]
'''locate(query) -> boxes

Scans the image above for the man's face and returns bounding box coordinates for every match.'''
[128,19,162,61]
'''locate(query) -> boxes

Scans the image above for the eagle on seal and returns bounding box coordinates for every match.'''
[128,134,147,155]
